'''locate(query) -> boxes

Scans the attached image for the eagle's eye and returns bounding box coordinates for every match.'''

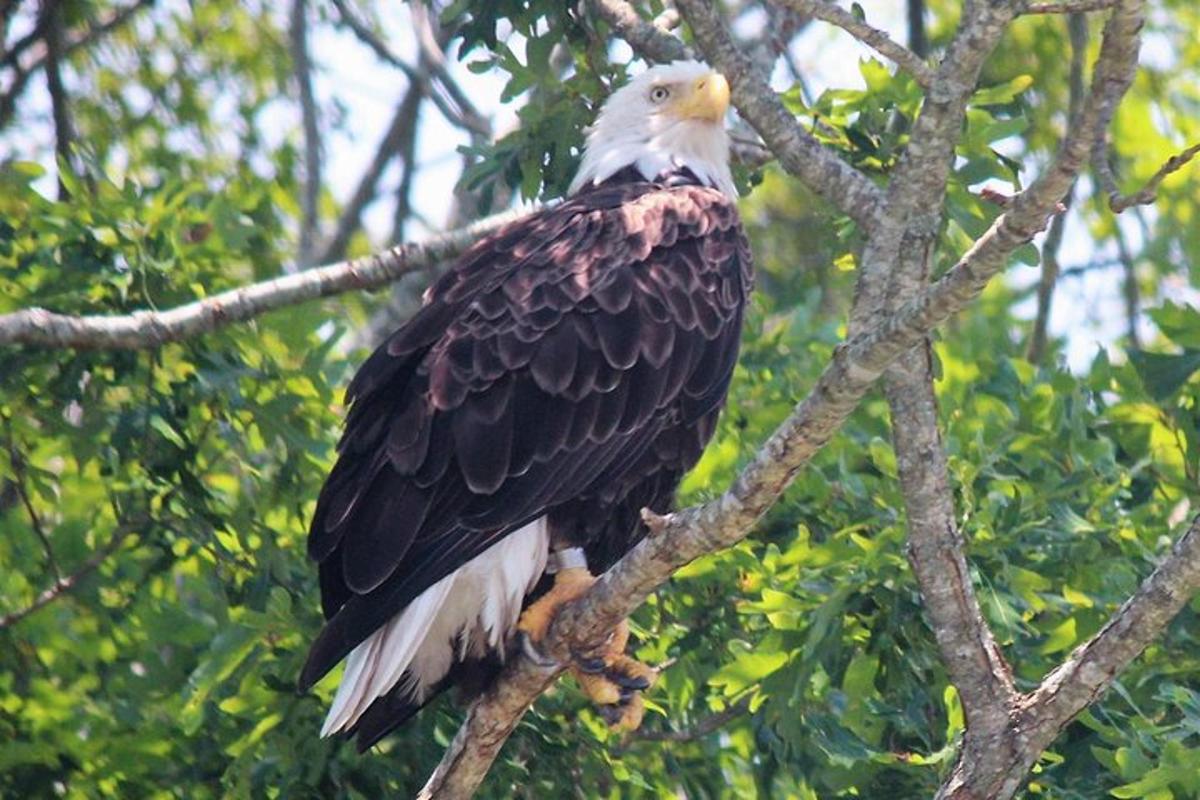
[649,85,671,103]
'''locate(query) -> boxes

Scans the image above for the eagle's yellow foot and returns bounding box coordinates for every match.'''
[517,566,596,665]
[571,619,658,732]
[517,565,657,731]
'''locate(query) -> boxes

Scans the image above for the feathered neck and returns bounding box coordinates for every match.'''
[569,119,735,199]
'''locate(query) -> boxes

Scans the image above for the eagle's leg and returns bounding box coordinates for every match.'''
[516,547,657,731]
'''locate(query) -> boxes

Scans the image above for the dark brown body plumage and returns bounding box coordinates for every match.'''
[300,167,753,749]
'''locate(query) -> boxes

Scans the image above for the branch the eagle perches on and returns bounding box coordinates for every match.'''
[3,1,1199,799]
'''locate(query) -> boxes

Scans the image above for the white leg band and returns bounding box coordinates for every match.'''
[546,546,588,574]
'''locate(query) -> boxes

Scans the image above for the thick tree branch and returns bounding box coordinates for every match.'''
[0,209,529,349]
[587,0,692,61]
[848,1,1026,759]
[779,0,935,88]
[848,0,1019,335]
[930,3,1146,798]
[594,0,885,231]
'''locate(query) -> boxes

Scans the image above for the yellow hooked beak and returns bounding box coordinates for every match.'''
[672,72,730,123]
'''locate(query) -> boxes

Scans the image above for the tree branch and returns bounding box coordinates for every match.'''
[929,3,1146,798]
[627,696,751,744]
[40,0,78,198]
[1101,141,1200,213]
[5,432,61,581]
[319,84,424,264]
[410,0,491,140]
[1026,12,1086,364]
[0,522,138,629]
[290,0,321,265]
[0,0,154,131]
[594,0,885,231]
[328,0,489,139]
[1022,0,1119,13]
[0,208,530,349]
[1028,514,1200,732]
[779,0,935,88]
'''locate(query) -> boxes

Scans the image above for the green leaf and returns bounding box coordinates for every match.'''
[708,650,789,696]
[1039,617,1078,655]
[1129,349,1200,400]
[972,74,1035,106]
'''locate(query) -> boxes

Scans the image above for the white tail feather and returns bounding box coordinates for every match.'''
[320,518,549,737]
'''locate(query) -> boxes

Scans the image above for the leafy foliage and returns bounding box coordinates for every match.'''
[1,1,1198,798]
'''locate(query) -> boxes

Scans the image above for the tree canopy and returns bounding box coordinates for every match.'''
[1,1,1199,798]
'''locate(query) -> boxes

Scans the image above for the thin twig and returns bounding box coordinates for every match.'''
[1112,218,1142,348]
[629,697,751,743]
[1106,142,1200,212]
[780,0,935,88]
[5,432,61,581]
[0,522,139,629]
[907,0,929,58]
[1022,0,1119,13]
[0,208,532,349]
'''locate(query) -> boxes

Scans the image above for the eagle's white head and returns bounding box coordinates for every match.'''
[569,60,735,198]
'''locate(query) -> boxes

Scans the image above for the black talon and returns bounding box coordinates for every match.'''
[619,686,637,703]
[519,631,560,668]
[610,671,651,691]
[572,653,608,674]
[597,704,624,726]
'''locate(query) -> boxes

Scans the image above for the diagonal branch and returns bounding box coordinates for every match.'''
[328,0,489,139]
[1099,141,1200,213]
[409,0,490,140]
[0,521,139,629]
[0,208,531,349]
[1027,514,1200,732]
[5,432,61,581]
[627,696,751,744]
[318,84,425,264]
[594,0,885,231]
[779,0,935,88]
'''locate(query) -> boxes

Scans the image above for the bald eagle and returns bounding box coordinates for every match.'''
[300,61,753,750]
